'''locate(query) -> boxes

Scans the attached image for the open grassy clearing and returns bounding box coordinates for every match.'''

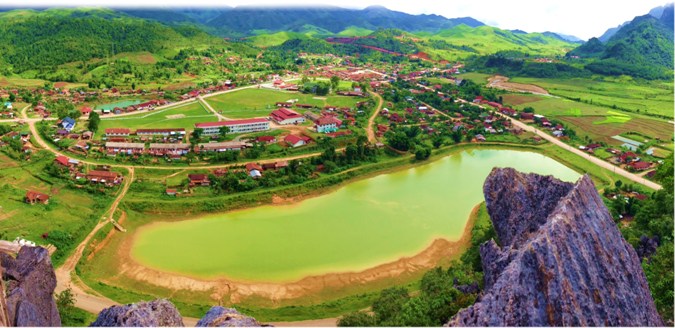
[204,88,363,119]
[97,102,214,137]
[0,151,110,267]
[510,77,674,118]
[456,72,491,84]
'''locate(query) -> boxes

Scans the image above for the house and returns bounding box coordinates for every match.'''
[256,136,277,144]
[475,134,486,142]
[246,163,263,178]
[188,174,210,187]
[314,116,342,133]
[194,118,270,136]
[105,128,131,137]
[80,107,92,115]
[4,102,12,110]
[619,152,638,163]
[630,161,652,171]
[166,189,177,196]
[148,143,190,157]
[196,141,251,152]
[552,130,564,137]
[285,134,311,147]
[105,142,145,155]
[275,102,292,108]
[262,161,288,170]
[54,155,70,167]
[81,131,94,140]
[270,108,305,125]
[86,170,123,185]
[520,112,535,120]
[136,128,186,138]
[25,190,49,205]
[60,117,76,132]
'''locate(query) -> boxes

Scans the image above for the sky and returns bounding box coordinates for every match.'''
[3,0,672,40]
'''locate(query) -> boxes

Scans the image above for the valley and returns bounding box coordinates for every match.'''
[0,2,672,327]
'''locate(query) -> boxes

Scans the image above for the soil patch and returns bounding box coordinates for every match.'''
[488,75,549,95]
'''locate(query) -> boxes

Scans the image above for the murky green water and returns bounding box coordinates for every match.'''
[131,149,580,282]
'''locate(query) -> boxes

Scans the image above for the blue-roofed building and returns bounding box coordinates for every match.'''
[61,117,76,132]
[4,102,12,109]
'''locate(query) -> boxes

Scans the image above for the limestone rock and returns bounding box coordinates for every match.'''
[196,307,265,327]
[449,168,663,326]
[90,299,184,327]
[1,246,61,327]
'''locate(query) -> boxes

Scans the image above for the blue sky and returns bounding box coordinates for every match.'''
[7,0,672,39]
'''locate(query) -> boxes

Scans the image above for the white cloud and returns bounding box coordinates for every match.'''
[4,0,671,39]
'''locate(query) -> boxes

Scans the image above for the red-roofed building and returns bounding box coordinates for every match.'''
[188,174,210,187]
[80,107,92,115]
[25,190,49,205]
[86,170,123,185]
[630,161,652,171]
[270,108,305,125]
[314,116,342,133]
[520,112,535,120]
[54,155,69,167]
[105,128,131,137]
[256,136,277,143]
[285,135,311,147]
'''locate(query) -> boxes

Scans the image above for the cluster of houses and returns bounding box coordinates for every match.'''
[53,155,124,187]
[270,103,358,133]
[179,81,236,101]
[99,99,169,115]
[104,128,186,143]
[603,148,655,172]
[174,159,290,194]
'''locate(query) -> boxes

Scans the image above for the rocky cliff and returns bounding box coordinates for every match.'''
[449,168,663,326]
[0,246,61,326]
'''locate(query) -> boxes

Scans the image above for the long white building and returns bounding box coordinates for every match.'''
[195,118,270,136]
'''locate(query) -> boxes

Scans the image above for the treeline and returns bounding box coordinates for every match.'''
[467,52,590,79]
[615,155,674,324]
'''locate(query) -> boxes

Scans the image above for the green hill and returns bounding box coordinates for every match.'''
[0,8,222,74]
[337,26,374,37]
[427,25,577,57]
[568,8,674,80]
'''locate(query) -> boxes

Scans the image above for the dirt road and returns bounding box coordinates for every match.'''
[366,91,384,143]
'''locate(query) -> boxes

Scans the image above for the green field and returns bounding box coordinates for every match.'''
[456,72,491,84]
[0,151,109,266]
[204,88,364,119]
[510,77,674,118]
[97,102,214,137]
[502,94,674,145]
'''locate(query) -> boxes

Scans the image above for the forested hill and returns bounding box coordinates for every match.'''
[203,5,484,37]
[567,5,674,79]
[0,8,222,74]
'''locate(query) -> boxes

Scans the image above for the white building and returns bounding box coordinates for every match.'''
[195,118,270,136]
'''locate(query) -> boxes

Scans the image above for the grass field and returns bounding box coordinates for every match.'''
[456,72,491,84]
[97,102,214,137]
[204,89,364,119]
[0,151,110,267]
[510,77,674,118]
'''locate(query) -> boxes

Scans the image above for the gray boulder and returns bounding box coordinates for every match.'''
[90,299,184,327]
[196,307,265,327]
[449,168,664,326]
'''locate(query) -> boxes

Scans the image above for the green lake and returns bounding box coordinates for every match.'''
[131,149,581,282]
[95,99,142,111]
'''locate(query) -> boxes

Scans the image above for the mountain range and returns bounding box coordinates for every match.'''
[568,3,673,79]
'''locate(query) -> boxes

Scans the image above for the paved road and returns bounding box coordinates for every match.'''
[499,113,662,190]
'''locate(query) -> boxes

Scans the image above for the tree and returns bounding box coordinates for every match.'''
[131,82,136,90]
[415,146,431,160]
[372,287,410,324]
[523,106,535,113]
[330,75,340,91]
[338,312,376,327]
[87,111,100,132]
[192,128,204,140]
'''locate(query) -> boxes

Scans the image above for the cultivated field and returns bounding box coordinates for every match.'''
[96,102,214,137]
[510,77,674,118]
[502,94,674,146]
[204,88,363,119]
